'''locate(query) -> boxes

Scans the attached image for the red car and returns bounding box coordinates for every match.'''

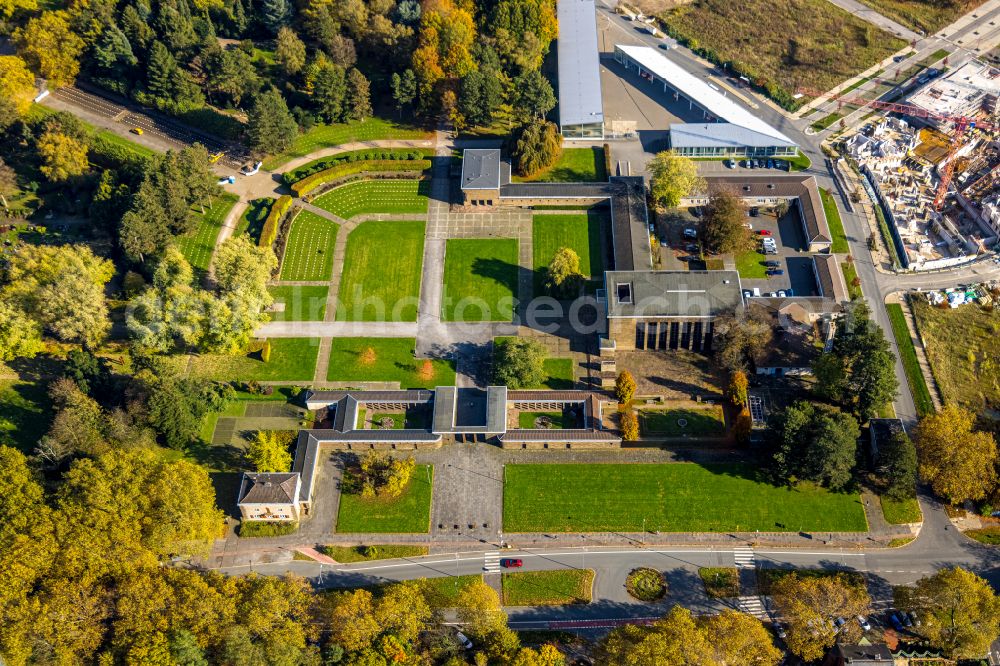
[758,229,772,236]
[500,558,523,568]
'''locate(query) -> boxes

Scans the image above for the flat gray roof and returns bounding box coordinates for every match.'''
[670,123,798,149]
[557,0,604,128]
[605,270,743,318]
[461,149,501,190]
[701,175,831,244]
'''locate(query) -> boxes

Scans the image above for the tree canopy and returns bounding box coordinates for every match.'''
[771,401,861,490]
[771,573,871,662]
[492,337,548,389]
[700,189,753,255]
[648,151,704,210]
[916,404,997,503]
[512,119,561,177]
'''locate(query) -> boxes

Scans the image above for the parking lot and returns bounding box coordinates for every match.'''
[656,205,822,298]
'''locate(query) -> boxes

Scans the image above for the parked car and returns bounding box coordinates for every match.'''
[456,632,473,650]
[743,290,752,298]
[857,615,871,631]
[758,229,772,235]
[749,207,760,216]
[500,558,523,568]
[901,612,913,628]
[834,617,847,632]
[683,228,698,238]
[131,127,144,135]
[763,260,780,267]
[889,613,905,631]
[893,55,906,62]
[766,269,784,276]
[766,159,775,169]
[777,290,787,297]
[773,623,787,639]
[752,287,761,297]
[724,159,735,168]
[242,161,263,176]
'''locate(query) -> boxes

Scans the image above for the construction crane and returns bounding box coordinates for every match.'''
[796,86,997,209]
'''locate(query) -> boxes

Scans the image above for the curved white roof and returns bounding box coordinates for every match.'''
[616,44,796,146]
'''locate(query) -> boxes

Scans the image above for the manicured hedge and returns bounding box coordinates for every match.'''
[259,195,292,249]
[89,134,153,171]
[603,143,612,180]
[291,159,432,197]
[283,149,427,184]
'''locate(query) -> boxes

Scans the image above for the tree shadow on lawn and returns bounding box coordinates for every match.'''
[185,440,246,472]
[208,472,242,519]
[470,256,522,292]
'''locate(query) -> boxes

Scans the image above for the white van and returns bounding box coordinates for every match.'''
[752,287,761,297]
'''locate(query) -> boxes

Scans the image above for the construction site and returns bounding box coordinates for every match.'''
[835,59,1000,270]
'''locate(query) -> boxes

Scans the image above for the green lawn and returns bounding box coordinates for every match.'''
[267,285,328,322]
[417,575,483,608]
[337,221,425,322]
[234,198,274,243]
[735,249,767,279]
[442,239,519,322]
[810,112,844,132]
[283,148,433,184]
[320,544,428,562]
[166,338,320,382]
[502,569,595,605]
[965,527,1000,546]
[262,117,432,170]
[519,411,569,429]
[279,210,339,281]
[503,463,868,532]
[820,188,849,254]
[93,129,157,160]
[311,180,430,219]
[336,465,433,533]
[0,379,53,454]
[639,407,725,437]
[842,262,863,300]
[886,303,934,416]
[175,194,239,273]
[370,412,405,430]
[326,338,456,388]
[532,212,606,296]
[513,148,608,183]
[699,567,740,597]
[880,495,922,524]
[540,358,575,389]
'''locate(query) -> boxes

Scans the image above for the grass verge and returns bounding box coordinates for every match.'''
[320,544,429,562]
[502,569,594,605]
[699,567,740,597]
[326,338,456,388]
[336,465,433,533]
[965,527,1000,545]
[820,188,849,253]
[885,303,934,416]
[842,261,863,300]
[502,463,868,532]
[417,575,483,608]
[757,568,866,594]
[165,338,320,382]
[513,147,608,183]
[880,495,922,524]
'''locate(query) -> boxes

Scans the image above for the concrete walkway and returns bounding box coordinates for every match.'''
[823,0,919,41]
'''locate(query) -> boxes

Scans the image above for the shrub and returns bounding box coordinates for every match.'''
[621,410,639,441]
[615,370,637,404]
[259,195,292,249]
[239,521,298,537]
[261,341,272,363]
[290,159,431,196]
[626,568,667,601]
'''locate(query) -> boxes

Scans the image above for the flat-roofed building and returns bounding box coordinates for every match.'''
[908,60,1000,128]
[605,270,743,351]
[614,44,798,158]
[557,0,604,139]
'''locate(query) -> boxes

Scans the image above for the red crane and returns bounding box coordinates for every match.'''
[796,86,996,209]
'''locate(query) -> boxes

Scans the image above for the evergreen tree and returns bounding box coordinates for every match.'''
[309,57,347,123]
[346,68,372,121]
[390,69,417,116]
[259,0,293,34]
[247,88,297,154]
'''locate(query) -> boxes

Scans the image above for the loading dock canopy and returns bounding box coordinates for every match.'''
[614,44,797,148]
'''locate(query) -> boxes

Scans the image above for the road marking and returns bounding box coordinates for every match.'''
[738,595,767,618]
[734,547,755,568]
[484,552,501,573]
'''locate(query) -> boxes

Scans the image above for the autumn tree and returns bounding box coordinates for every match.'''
[356,451,416,498]
[417,359,435,382]
[36,129,89,182]
[246,431,293,473]
[615,370,637,404]
[598,606,716,665]
[0,56,35,128]
[2,244,113,348]
[0,0,36,21]
[620,410,639,441]
[512,119,561,177]
[545,247,584,297]
[0,159,16,210]
[275,26,306,76]
[713,308,773,373]
[359,346,378,365]
[894,567,1000,660]
[771,573,871,662]
[771,401,860,490]
[346,68,372,121]
[14,11,85,87]
[700,189,753,255]
[727,370,749,406]
[916,404,997,503]
[0,301,43,363]
[648,151,704,210]
[456,580,520,662]
[703,610,782,666]
[492,337,547,389]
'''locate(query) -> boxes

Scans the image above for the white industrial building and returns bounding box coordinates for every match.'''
[556,0,604,139]
[613,44,798,157]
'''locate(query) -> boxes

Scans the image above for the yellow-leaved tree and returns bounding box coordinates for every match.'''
[916,404,998,503]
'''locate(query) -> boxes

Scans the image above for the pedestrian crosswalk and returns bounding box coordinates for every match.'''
[738,595,767,618]
[484,552,501,573]
[734,547,755,569]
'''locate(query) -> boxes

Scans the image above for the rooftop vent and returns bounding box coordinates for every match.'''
[616,283,633,304]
